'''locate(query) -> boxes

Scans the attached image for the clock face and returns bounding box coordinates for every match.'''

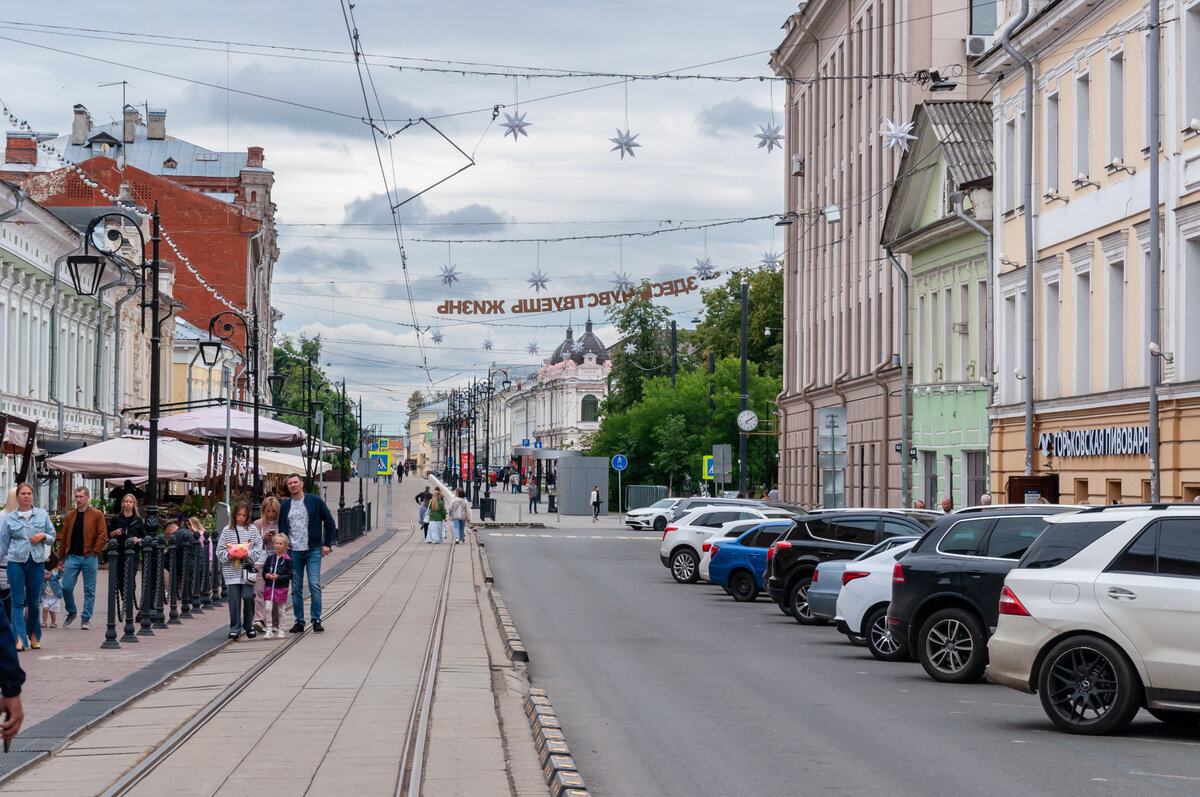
[737,410,759,432]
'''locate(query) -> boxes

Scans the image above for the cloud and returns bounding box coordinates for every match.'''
[342,190,513,236]
[695,98,770,138]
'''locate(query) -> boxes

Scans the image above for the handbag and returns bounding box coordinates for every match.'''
[233,528,257,584]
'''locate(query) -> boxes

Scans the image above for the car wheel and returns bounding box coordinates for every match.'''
[917,608,987,683]
[1038,635,1142,735]
[865,605,908,663]
[670,549,700,584]
[729,571,758,602]
[653,516,667,532]
[1147,708,1200,726]
[787,574,827,625]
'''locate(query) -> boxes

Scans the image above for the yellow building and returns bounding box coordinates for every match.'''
[407,399,446,477]
[977,0,1200,502]
[170,317,238,410]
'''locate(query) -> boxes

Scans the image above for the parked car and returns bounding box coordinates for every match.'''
[667,497,766,524]
[625,498,684,531]
[988,505,1200,734]
[834,539,919,661]
[699,520,765,584]
[809,535,919,624]
[660,506,796,583]
[765,510,940,624]
[707,521,792,601]
[888,505,1074,684]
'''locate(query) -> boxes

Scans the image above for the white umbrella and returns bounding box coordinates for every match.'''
[257,449,332,476]
[155,406,307,446]
[46,435,209,481]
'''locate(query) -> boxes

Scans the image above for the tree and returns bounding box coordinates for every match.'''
[273,335,360,478]
[693,268,784,379]
[652,415,697,495]
[602,281,673,413]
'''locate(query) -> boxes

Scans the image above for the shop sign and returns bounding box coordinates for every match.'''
[1037,426,1150,458]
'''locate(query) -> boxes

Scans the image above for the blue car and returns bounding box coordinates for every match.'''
[708,521,792,602]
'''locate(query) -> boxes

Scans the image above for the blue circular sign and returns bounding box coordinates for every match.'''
[611,455,628,471]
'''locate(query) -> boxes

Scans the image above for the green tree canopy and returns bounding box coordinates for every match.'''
[693,268,783,379]
[273,335,360,476]
[602,281,673,414]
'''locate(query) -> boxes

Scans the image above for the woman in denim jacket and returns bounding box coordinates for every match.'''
[0,484,56,651]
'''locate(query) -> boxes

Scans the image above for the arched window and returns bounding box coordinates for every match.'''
[250,191,257,203]
[580,394,599,423]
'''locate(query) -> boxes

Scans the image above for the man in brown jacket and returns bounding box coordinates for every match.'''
[57,487,108,630]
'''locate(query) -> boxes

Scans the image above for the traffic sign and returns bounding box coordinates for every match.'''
[611,454,628,471]
[522,438,530,447]
[534,441,543,449]
[702,455,714,480]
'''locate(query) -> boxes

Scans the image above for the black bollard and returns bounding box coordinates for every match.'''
[121,542,139,643]
[151,535,167,629]
[179,532,194,618]
[197,532,212,611]
[167,535,180,625]
[210,531,224,606]
[138,538,155,636]
[101,539,120,649]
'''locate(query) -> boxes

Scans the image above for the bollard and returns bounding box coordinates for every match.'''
[209,530,224,606]
[167,535,181,625]
[198,532,212,610]
[101,539,120,649]
[121,542,139,643]
[180,532,194,618]
[138,538,155,636]
[151,535,167,629]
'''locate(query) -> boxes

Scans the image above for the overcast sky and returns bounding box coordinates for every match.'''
[0,1,794,431]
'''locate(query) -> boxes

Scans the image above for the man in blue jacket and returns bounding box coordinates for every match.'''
[0,601,25,743]
[278,473,337,633]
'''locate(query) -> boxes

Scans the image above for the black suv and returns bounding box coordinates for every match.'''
[888,506,1074,683]
[765,510,939,624]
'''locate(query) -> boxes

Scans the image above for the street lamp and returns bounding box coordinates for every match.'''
[65,254,107,298]
[207,309,262,518]
[267,372,285,403]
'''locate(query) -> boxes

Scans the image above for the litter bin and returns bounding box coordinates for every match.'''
[479,497,497,522]
[547,495,557,513]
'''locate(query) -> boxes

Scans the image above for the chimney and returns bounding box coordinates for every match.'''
[147,107,166,140]
[4,132,36,165]
[71,104,92,145]
[246,146,264,168]
[122,104,139,143]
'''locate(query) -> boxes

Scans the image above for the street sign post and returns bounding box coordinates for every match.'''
[712,444,733,495]
[522,438,530,447]
[702,455,714,480]
[612,454,628,515]
[534,441,543,449]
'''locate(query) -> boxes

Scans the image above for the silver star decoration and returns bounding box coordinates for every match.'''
[755,122,784,153]
[609,128,641,159]
[527,268,550,293]
[879,119,918,154]
[760,251,781,270]
[439,263,460,286]
[431,329,444,344]
[693,257,716,280]
[483,338,494,351]
[611,270,634,293]
[527,341,539,355]
[572,340,586,355]
[501,111,531,141]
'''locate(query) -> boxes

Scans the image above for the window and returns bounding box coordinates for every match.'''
[1021,521,1122,569]
[833,518,878,545]
[1075,73,1091,178]
[959,283,970,379]
[1108,524,1158,574]
[1107,259,1125,390]
[970,0,997,35]
[1005,116,1017,210]
[1043,280,1060,398]
[883,519,918,538]
[1108,52,1125,163]
[938,518,993,555]
[806,518,834,541]
[692,512,717,527]
[1074,270,1091,393]
[923,452,938,508]
[580,394,599,423]
[985,516,1050,559]
[1003,293,1017,399]
[1185,238,1200,380]
[1187,4,1200,125]
[1157,519,1200,578]
[756,528,784,549]
[1045,93,1060,190]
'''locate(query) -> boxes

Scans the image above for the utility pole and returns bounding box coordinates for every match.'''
[671,320,678,387]
[338,378,346,511]
[739,281,749,495]
[1148,0,1162,501]
[357,395,364,507]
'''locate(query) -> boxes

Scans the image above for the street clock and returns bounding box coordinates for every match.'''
[736,410,760,432]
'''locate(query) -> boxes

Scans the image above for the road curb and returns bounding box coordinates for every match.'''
[526,689,591,796]
[476,538,495,584]
[488,588,529,662]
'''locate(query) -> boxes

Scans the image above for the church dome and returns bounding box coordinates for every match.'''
[548,320,609,365]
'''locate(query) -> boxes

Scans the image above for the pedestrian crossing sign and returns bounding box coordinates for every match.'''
[372,452,391,475]
[703,455,714,480]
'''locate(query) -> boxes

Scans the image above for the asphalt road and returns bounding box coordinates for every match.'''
[483,522,1200,797]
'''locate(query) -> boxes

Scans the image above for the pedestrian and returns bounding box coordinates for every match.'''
[528,482,540,514]
[278,473,337,634]
[41,554,61,630]
[251,496,280,634]
[590,485,601,522]
[107,493,145,610]
[0,489,14,619]
[913,500,926,510]
[57,486,105,633]
[260,532,293,638]
[0,588,25,744]
[418,492,430,534]
[426,491,447,543]
[216,501,262,640]
[979,493,993,506]
[448,488,470,544]
[396,464,404,485]
[940,497,952,513]
[0,483,55,650]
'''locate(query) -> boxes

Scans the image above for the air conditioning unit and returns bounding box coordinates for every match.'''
[965,35,994,57]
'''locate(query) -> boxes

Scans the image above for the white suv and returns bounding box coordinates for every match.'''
[659,506,795,584]
[625,498,684,532]
[987,505,1200,735]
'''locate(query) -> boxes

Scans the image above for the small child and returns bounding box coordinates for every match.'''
[42,554,62,629]
[260,533,293,638]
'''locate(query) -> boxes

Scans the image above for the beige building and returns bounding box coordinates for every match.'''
[977,0,1200,502]
[407,399,446,477]
[770,1,986,508]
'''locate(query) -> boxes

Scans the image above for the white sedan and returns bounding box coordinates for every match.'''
[835,539,919,662]
[698,520,765,584]
[659,506,795,583]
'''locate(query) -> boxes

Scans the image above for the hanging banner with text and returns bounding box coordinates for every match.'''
[436,277,700,315]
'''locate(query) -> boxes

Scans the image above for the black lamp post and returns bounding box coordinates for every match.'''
[207,309,261,518]
[338,378,347,510]
[482,369,511,500]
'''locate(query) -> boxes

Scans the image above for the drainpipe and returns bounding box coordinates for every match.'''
[1147,0,1162,501]
[885,250,909,508]
[111,283,139,436]
[951,192,995,499]
[1000,0,1035,476]
[0,184,25,222]
[49,253,71,441]
[93,265,127,441]
[869,251,896,507]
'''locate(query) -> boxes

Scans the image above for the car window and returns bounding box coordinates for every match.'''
[688,512,714,527]
[712,512,742,526]
[937,518,993,556]
[882,519,917,538]
[806,518,834,541]
[737,511,761,521]
[984,516,1049,559]
[833,518,877,545]
[1020,521,1123,569]
[1157,519,1200,578]
[723,522,757,538]
[739,530,761,547]
[1107,523,1158,574]
[756,528,784,548]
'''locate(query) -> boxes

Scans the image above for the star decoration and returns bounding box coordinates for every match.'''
[693,257,717,280]
[501,111,531,141]
[611,270,634,294]
[431,329,444,344]
[439,263,460,287]
[527,268,550,293]
[527,341,539,355]
[879,119,918,154]
[760,252,781,270]
[609,128,641,159]
[483,338,494,351]
[755,122,784,153]
[572,341,586,355]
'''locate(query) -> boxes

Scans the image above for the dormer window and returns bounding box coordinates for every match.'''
[163,157,177,169]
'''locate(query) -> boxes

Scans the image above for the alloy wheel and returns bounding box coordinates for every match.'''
[924,617,973,674]
[1044,646,1120,726]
